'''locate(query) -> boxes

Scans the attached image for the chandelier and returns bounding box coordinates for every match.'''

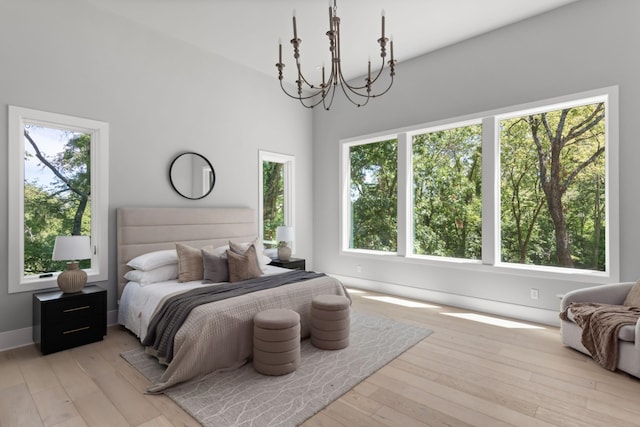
[276,0,396,110]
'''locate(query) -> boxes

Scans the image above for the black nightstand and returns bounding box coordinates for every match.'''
[270,257,306,270]
[33,285,107,355]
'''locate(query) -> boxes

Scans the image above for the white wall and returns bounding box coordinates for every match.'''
[0,0,313,335]
[312,0,640,324]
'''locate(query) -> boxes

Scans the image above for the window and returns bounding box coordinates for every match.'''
[259,151,294,249]
[8,106,109,293]
[341,87,618,282]
[499,102,606,271]
[346,138,398,252]
[412,123,482,259]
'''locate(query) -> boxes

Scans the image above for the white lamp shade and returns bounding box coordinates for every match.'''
[276,226,294,243]
[52,235,92,261]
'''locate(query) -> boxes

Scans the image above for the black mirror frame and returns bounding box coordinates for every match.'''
[169,152,216,200]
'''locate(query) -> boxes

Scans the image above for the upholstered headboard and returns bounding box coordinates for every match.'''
[116,207,257,298]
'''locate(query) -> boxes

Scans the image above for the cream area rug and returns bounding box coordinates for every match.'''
[121,311,432,427]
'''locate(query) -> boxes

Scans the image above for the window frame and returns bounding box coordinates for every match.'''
[340,134,400,257]
[8,106,109,294]
[340,86,619,284]
[258,150,295,249]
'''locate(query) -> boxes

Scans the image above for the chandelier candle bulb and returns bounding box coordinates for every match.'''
[390,38,394,62]
[292,10,297,40]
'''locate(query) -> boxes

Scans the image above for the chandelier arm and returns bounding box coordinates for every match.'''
[338,77,371,107]
[336,55,387,93]
[293,48,333,91]
[366,58,387,85]
[321,82,338,110]
[370,75,394,98]
[339,58,394,98]
[291,79,335,109]
[336,66,371,93]
[305,87,335,109]
[279,79,331,102]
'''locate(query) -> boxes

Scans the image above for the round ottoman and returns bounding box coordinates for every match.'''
[253,309,300,375]
[310,294,350,350]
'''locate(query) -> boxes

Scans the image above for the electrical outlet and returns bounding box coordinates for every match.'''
[530,288,539,300]
[356,265,362,273]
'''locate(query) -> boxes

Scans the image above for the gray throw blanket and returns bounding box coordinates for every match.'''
[560,302,640,370]
[142,270,325,362]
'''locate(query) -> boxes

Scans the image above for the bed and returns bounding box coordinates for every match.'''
[116,207,349,393]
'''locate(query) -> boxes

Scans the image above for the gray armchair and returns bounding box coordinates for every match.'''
[560,281,640,378]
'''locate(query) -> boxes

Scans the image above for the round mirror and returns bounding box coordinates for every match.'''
[169,152,216,200]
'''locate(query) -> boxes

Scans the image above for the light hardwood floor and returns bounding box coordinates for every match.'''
[2,287,640,427]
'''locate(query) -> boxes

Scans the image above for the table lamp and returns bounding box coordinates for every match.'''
[52,235,91,293]
[275,226,294,261]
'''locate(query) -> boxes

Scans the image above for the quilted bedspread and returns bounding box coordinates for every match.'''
[144,275,349,393]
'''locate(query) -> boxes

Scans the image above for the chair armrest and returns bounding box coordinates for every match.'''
[560,282,636,311]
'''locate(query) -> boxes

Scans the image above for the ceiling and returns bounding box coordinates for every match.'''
[86,0,580,85]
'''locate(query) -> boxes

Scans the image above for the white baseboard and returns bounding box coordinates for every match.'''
[331,274,560,327]
[0,309,120,353]
[1,281,559,352]
[0,327,33,352]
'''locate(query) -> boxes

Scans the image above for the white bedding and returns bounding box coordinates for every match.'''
[117,264,290,341]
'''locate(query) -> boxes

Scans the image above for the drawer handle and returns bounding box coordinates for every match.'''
[63,305,91,313]
[63,326,90,335]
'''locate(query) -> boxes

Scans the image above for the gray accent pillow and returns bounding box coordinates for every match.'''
[227,245,262,282]
[202,248,229,283]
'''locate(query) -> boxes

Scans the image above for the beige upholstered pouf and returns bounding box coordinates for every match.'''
[253,309,301,375]
[310,294,350,350]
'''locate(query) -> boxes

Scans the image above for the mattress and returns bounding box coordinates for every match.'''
[117,264,289,340]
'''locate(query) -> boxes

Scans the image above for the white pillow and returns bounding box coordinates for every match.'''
[124,264,179,285]
[127,249,178,271]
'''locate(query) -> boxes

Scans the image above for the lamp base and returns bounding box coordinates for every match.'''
[57,262,87,293]
[277,246,292,262]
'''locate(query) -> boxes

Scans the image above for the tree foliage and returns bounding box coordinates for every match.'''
[413,125,482,259]
[262,161,285,247]
[23,127,91,275]
[350,140,398,251]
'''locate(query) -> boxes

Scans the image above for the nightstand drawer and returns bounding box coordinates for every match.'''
[43,292,105,323]
[42,316,105,354]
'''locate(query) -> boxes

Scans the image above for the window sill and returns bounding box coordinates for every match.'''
[9,270,107,294]
[340,249,616,285]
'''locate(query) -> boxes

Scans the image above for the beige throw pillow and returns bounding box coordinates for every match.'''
[227,245,262,283]
[229,240,263,273]
[176,243,206,282]
[623,282,640,306]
